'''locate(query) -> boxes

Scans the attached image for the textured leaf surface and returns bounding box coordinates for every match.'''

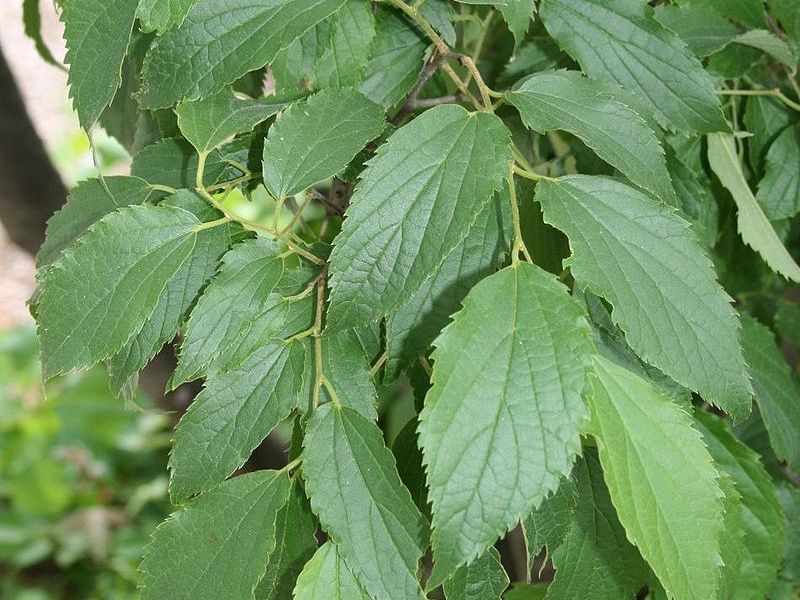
[536,175,752,420]
[547,451,649,600]
[740,315,800,471]
[666,152,719,249]
[303,404,428,600]
[587,356,725,600]
[177,89,288,153]
[316,0,376,88]
[138,0,199,33]
[139,0,347,108]
[695,413,786,600]
[385,192,511,378]
[131,139,229,189]
[653,4,738,57]
[293,542,370,600]
[735,29,797,71]
[707,132,800,282]
[508,70,675,202]
[37,176,156,267]
[140,471,290,600]
[62,0,140,127]
[327,104,511,330]
[539,0,727,133]
[744,95,792,170]
[498,0,536,45]
[318,332,378,419]
[262,89,385,199]
[756,124,800,221]
[443,547,509,600]
[521,475,577,563]
[38,205,199,378]
[420,263,593,585]
[169,339,309,499]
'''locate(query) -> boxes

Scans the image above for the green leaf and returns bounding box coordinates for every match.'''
[717,474,746,600]
[735,29,798,72]
[756,124,800,221]
[327,104,511,330]
[257,479,318,600]
[776,301,800,347]
[138,0,199,33]
[385,190,511,378]
[23,0,61,68]
[653,4,738,57]
[586,355,725,600]
[302,404,428,600]
[262,89,385,199]
[539,0,728,133]
[707,132,800,282]
[139,0,347,108]
[740,314,800,471]
[62,0,140,127]
[177,89,288,153]
[775,483,800,586]
[420,0,457,46]
[359,6,428,108]
[521,475,577,564]
[316,0,377,88]
[547,451,650,600]
[507,70,675,203]
[666,152,719,249]
[317,331,378,420]
[271,20,334,93]
[420,263,593,585]
[37,205,201,379]
[172,238,286,386]
[744,96,792,171]
[536,175,752,420]
[695,413,786,600]
[37,176,157,268]
[498,0,537,46]
[169,338,309,499]
[131,139,229,189]
[392,418,429,516]
[107,192,233,396]
[139,471,291,600]
[443,547,509,600]
[691,0,766,28]
[293,542,370,600]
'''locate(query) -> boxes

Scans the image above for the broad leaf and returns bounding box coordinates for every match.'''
[653,4,738,57]
[302,404,428,600]
[131,139,229,189]
[293,542,370,600]
[744,95,792,171]
[735,29,797,71]
[587,356,725,600]
[508,70,675,203]
[666,152,719,249]
[539,0,728,133]
[262,89,385,199]
[316,0,376,88]
[177,89,288,153]
[756,124,800,221]
[37,176,156,267]
[139,0,347,108]
[443,547,509,600]
[140,471,291,600]
[327,104,511,330]
[137,0,199,33]
[521,475,577,564]
[740,314,800,471]
[317,331,378,419]
[37,205,200,378]
[62,0,140,127]
[547,451,649,600]
[707,132,800,282]
[169,338,309,499]
[536,175,752,420]
[695,413,786,600]
[420,263,593,585]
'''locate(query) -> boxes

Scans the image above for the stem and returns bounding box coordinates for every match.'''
[273,196,285,231]
[390,0,449,55]
[312,276,326,411]
[370,352,388,376]
[193,216,231,232]
[459,55,494,112]
[281,455,303,473]
[195,150,209,191]
[440,62,483,110]
[513,165,557,183]
[149,183,177,195]
[717,88,800,112]
[205,172,259,192]
[463,10,494,89]
[508,165,532,264]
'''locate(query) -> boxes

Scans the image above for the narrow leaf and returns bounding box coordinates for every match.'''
[756,124,800,220]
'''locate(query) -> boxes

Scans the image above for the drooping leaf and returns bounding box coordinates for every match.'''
[169,338,309,499]
[131,139,229,189]
[139,471,291,600]
[327,104,511,330]
[420,0,457,46]
[653,4,738,57]
[740,314,800,471]
[707,132,800,282]
[498,0,537,46]
[744,95,792,171]
[293,542,370,600]
[316,0,377,88]
[521,474,577,564]
[317,331,378,420]
[756,124,800,221]
[62,0,140,127]
[420,263,593,585]
[666,152,719,248]
[23,0,61,68]
[735,29,797,71]
[262,89,385,199]
[717,474,746,600]
[139,0,347,108]
[257,479,318,600]
[137,0,199,33]
[547,451,650,600]
[587,355,725,600]
[177,89,288,153]
[270,19,334,93]
[536,175,752,420]
[37,205,201,379]
[303,404,428,600]
[539,0,728,133]
[507,70,675,203]
[693,0,766,28]
[37,176,157,268]
[392,418,429,516]
[443,547,509,600]
[695,413,786,600]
